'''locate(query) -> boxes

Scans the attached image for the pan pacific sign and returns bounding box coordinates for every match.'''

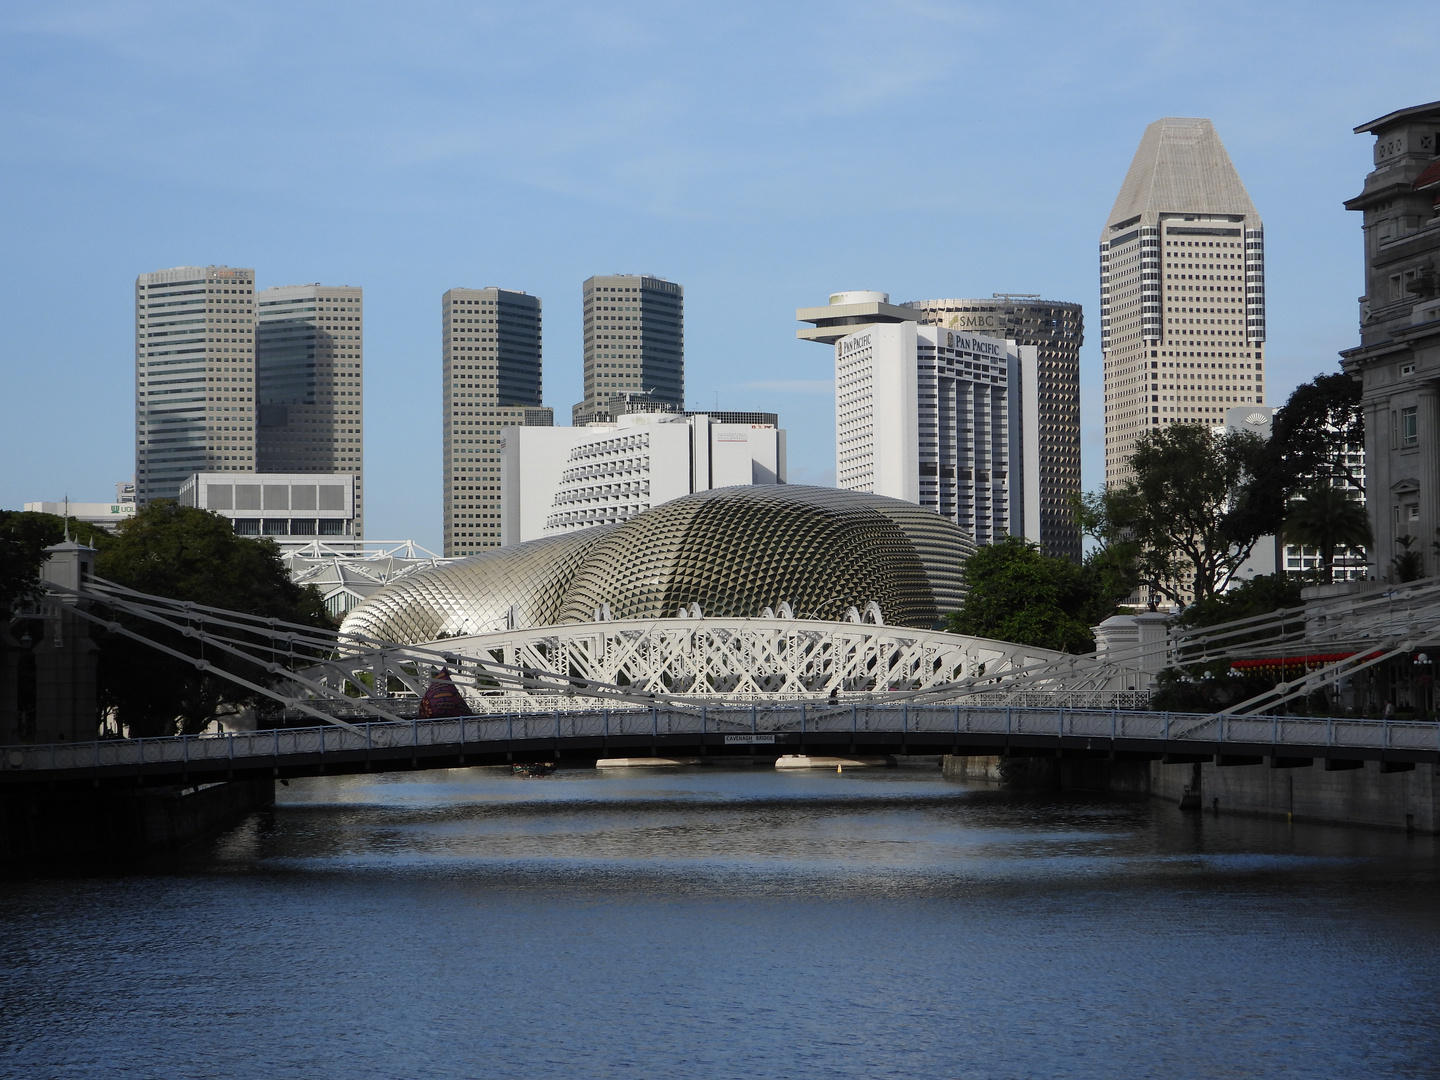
[944,330,1005,357]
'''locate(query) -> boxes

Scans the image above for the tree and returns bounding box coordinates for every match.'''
[1392,535,1425,583]
[946,536,1135,654]
[1072,489,1142,602]
[1103,424,1269,606]
[92,501,333,737]
[1282,484,1372,582]
[0,511,112,613]
[1222,373,1368,546]
[1173,571,1306,631]
[1268,373,1365,495]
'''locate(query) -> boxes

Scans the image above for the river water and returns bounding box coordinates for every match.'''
[4,764,1440,1079]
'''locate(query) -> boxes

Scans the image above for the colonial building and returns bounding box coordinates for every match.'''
[1340,101,1440,579]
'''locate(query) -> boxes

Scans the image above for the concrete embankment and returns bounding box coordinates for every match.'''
[943,753,1440,833]
[1147,758,1440,833]
[0,779,274,867]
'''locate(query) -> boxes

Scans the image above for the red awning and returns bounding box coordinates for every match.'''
[1230,651,1383,671]
[1415,159,1440,192]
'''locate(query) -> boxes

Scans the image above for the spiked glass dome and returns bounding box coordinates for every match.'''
[341,486,976,644]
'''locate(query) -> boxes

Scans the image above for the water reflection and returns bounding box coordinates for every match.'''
[3,765,1440,1079]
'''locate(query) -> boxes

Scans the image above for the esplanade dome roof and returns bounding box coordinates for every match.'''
[340,485,976,644]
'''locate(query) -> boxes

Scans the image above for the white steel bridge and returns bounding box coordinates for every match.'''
[5,702,1439,787]
[9,573,1440,790]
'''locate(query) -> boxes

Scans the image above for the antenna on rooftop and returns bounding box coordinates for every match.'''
[63,495,70,542]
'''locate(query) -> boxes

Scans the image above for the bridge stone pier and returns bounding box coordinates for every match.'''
[0,779,275,866]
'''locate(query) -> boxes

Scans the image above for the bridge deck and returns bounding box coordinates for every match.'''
[4,704,1438,789]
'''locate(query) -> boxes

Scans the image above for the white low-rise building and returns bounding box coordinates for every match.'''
[23,500,138,532]
[501,413,786,544]
[179,471,358,552]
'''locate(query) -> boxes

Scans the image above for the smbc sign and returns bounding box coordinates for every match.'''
[946,314,1000,331]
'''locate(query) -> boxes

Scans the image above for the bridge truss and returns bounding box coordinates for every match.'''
[32,574,1440,734]
[417,619,1134,702]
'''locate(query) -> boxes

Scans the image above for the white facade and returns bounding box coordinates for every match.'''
[255,283,365,537]
[902,297,1084,561]
[834,323,1038,548]
[180,472,357,552]
[501,413,786,545]
[136,266,256,502]
[23,501,138,532]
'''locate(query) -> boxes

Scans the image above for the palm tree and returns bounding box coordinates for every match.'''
[1394,534,1425,583]
[1283,483,1372,582]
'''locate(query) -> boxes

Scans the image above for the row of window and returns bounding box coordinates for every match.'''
[231,518,349,537]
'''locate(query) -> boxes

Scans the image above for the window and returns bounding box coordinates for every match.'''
[1403,406,1419,447]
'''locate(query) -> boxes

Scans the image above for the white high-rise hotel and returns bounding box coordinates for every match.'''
[798,292,1048,551]
[1102,117,1267,483]
[830,312,1038,548]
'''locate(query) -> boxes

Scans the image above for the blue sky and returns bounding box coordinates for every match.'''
[1,1,1435,549]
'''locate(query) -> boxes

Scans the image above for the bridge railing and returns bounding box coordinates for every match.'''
[283,689,1155,724]
[5,705,1440,775]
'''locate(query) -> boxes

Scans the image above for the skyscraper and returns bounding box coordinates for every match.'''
[903,296,1084,561]
[831,320,1036,547]
[256,284,365,537]
[574,274,684,425]
[442,286,551,556]
[135,265,255,503]
[1101,117,1266,485]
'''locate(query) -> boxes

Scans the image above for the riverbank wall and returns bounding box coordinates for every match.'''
[0,779,274,867]
[943,753,1440,833]
[1146,759,1440,833]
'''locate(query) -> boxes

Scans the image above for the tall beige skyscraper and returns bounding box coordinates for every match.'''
[442,286,551,556]
[256,284,365,536]
[1101,117,1266,484]
[574,274,684,425]
[135,265,255,503]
